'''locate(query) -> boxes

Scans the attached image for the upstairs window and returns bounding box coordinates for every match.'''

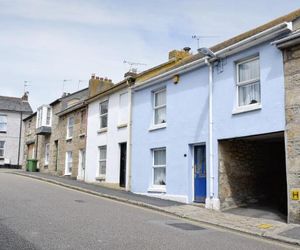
[36,105,52,127]
[99,100,108,129]
[153,148,166,186]
[237,57,260,107]
[0,115,7,132]
[0,141,5,158]
[98,146,107,177]
[67,116,74,139]
[118,92,128,125]
[153,89,166,125]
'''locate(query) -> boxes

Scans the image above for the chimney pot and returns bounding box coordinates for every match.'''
[91,73,95,79]
[183,47,191,52]
[96,76,99,80]
[100,77,104,81]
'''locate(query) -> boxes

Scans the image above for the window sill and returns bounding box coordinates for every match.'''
[148,186,166,193]
[97,128,107,134]
[117,123,128,129]
[79,133,85,138]
[64,173,71,176]
[232,104,262,115]
[0,131,7,134]
[96,176,106,181]
[149,123,167,132]
[66,138,72,142]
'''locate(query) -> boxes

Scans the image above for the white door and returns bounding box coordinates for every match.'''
[78,149,86,180]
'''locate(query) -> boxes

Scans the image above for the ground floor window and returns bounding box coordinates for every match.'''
[44,143,50,165]
[153,148,166,186]
[0,141,4,158]
[98,146,107,178]
[65,151,73,175]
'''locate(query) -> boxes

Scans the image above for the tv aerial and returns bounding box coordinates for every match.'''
[192,35,219,49]
[123,60,147,73]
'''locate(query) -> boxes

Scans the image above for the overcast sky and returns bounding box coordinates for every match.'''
[0,0,299,110]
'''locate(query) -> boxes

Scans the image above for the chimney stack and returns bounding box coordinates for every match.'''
[168,47,192,61]
[88,74,114,97]
[21,92,29,102]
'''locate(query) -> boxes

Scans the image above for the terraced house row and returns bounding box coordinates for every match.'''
[22,9,300,224]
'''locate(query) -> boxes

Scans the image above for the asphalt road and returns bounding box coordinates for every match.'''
[0,173,296,250]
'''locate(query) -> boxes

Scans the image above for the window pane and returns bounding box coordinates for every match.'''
[99,146,107,159]
[238,81,261,106]
[99,161,106,175]
[154,149,166,165]
[69,117,74,126]
[0,115,6,123]
[46,108,51,125]
[68,126,74,137]
[155,90,166,107]
[238,59,259,82]
[0,124,7,131]
[100,101,108,115]
[155,107,166,124]
[0,141,5,148]
[100,114,108,128]
[0,149,3,157]
[154,167,166,185]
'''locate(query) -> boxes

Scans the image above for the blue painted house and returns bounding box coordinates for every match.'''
[130,11,300,221]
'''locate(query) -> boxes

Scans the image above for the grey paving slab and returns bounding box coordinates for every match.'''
[280,227,300,240]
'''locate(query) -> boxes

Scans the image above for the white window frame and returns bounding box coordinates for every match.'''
[98,146,107,178]
[153,88,167,127]
[0,115,7,133]
[99,100,108,129]
[0,141,5,158]
[236,56,261,108]
[44,143,50,165]
[118,92,128,126]
[65,151,73,175]
[66,116,74,139]
[151,148,166,189]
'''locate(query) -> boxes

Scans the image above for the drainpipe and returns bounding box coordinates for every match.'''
[126,82,133,191]
[204,58,215,209]
[17,111,23,168]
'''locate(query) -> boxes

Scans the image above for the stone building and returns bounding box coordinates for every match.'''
[274,29,300,223]
[0,93,32,168]
[23,88,88,179]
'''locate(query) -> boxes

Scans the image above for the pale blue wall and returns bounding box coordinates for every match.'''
[131,40,285,203]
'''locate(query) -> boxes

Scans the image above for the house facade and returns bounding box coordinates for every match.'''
[0,93,32,167]
[84,50,191,188]
[85,76,130,187]
[130,10,300,225]
[23,89,88,178]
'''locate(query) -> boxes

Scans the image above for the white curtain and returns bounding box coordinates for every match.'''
[239,82,260,106]
[239,59,259,82]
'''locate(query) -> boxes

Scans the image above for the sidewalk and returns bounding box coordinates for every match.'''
[11,170,300,246]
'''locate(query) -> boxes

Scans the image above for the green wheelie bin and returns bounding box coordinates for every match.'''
[26,159,38,172]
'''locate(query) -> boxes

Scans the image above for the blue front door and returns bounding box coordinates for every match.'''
[194,145,206,203]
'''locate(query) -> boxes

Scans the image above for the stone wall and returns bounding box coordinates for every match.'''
[56,107,87,178]
[283,44,300,224]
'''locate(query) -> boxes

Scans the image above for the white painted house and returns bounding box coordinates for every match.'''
[0,93,32,167]
[85,76,134,189]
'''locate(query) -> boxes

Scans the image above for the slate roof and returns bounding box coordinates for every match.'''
[0,96,33,113]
